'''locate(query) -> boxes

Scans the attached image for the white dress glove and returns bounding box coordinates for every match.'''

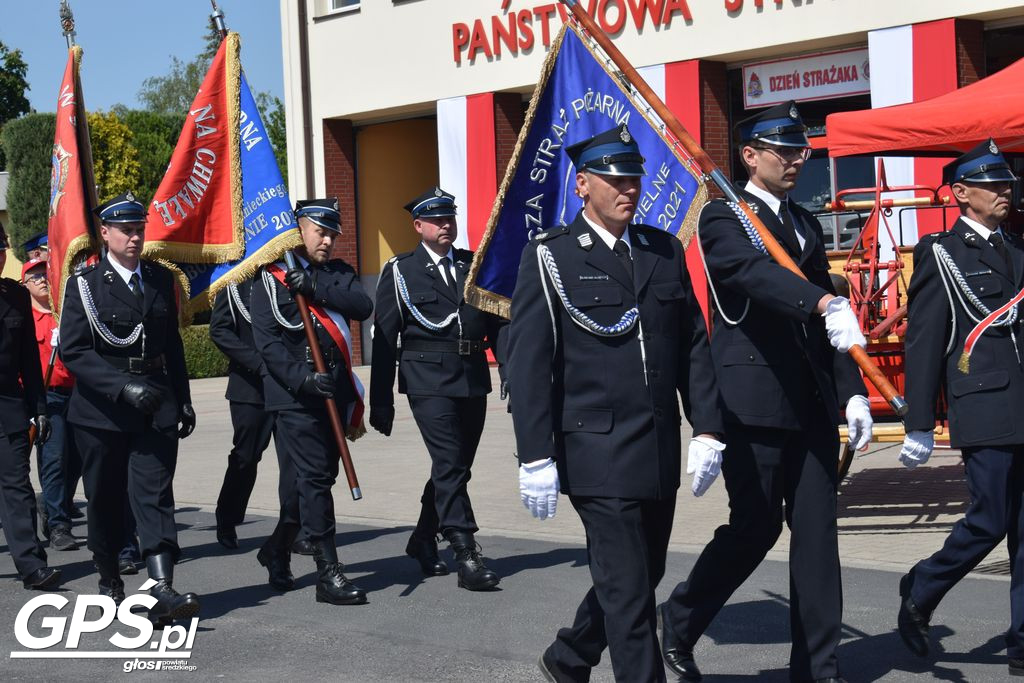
[824,297,866,353]
[519,458,559,520]
[899,430,934,469]
[845,395,873,451]
[50,328,60,347]
[686,435,726,497]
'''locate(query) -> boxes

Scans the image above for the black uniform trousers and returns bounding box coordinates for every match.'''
[664,422,842,681]
[74,424,179,565]
[272,407,340,545]
[550,495,676,683]
[906,444,1024,658]
[407,395,486,537]
[216,401,275,530]
[0,430,47,576]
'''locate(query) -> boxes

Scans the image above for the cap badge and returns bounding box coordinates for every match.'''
[125,191,135,202]
[434,188,443,197]
[989,139,999,155]
[620,126,631,144]
[332,199,339,210]
[789,104,799,120]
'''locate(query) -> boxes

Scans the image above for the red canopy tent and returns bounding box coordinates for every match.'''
[826,56,1024,157]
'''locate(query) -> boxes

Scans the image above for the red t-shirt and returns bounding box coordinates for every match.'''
[31,308,75,390]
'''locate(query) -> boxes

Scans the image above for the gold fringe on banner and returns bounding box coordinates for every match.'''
[141,32,244,265]
[465,22,708,319]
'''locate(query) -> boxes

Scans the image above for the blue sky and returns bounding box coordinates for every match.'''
[1,0,284,112]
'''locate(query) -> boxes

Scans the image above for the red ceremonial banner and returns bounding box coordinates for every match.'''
[47,45,99,319]
[143,33,242,263]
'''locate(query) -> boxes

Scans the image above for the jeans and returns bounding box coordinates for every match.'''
[35,390,72,531]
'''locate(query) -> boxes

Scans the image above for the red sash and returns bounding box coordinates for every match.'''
[267,263,365,440]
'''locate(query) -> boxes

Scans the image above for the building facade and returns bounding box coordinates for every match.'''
[279,0,1024,362]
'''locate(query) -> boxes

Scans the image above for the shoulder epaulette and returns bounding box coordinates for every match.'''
[388,251,415,265]
[74,262,97,275]
[533,226,570,242]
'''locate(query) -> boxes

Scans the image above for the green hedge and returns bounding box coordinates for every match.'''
[180,324,228,379]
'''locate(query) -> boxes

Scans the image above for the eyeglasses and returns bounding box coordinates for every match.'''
[751,145,812,163]
[24,272,48,283]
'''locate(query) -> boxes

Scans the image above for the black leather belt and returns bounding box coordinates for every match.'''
[101,354,165,374]
[402,339,487,355]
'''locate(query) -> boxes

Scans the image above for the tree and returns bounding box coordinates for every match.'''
[0,41,31,170]
[116,109,185,205]
[0,114,55,257]
[137,56,210,117]
[87,111,141,203]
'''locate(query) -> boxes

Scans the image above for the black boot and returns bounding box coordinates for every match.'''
[445,530,500,591]
[406,533,449,576]
[146,553,201,625]
[96,560,125,605]
[312,541,367,605]
[257,545,295,591]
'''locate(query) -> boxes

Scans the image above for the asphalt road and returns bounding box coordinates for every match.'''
[0,507,1013,682]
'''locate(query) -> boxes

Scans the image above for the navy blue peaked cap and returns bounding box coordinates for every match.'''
[95,192,146,224]
[736,100,809,147]
[295,197,342,233]
[404,187,457,219]
[565,124,646,177]
[21,232,48,252]
[943,138,1017,185]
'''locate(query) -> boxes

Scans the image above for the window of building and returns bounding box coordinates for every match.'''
[330,0,359,11]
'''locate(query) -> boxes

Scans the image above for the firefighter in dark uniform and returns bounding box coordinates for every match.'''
[369,187,506,590]
[0,222,61,590]
[59,193,199,620]
[896,140,1024,678]
[659,102,871,683]
[250,198,374,604]
[509,124,725,682]
[209,277,287,550]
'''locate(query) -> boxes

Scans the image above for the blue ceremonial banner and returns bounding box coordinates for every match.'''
[173,72,302,316]
[466,23,706,319]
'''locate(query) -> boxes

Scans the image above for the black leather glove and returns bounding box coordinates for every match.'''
[34,415,51,445]
[369,405,394,437]
[284,268,315,298]
[178,403,196,439]
[300,372,335,398]
[121,381,163,415]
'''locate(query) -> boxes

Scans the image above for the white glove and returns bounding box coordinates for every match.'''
[519,458,559,520]
[824,297,866,353]
[845,395,873,451]
[50,328,60,348]
[686,435,726,497]
[899,430,934,469]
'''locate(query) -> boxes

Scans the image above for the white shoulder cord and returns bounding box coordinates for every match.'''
[391,261,462,338]
[696,202,765,326]
[77,275,145,349]
[228,282,252,325]
[261,268,303,330]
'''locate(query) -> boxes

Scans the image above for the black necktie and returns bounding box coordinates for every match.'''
[129,273,144,306]
[778,200,804,254]
[989,232,1014,278]
[612,239,633,281]
[439,256,458,299]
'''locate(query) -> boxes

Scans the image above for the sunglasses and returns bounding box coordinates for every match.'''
[24,272,48,283]
[751,145,812,163]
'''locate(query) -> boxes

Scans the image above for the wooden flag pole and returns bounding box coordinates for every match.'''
[558,0,907,418]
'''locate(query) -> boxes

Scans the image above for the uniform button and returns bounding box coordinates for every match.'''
[748,355,755,361]
[418,354,424,359]
[576,419,584,427]
[979,286,986,292]
[593,296,601,302]
[798,300,805,307]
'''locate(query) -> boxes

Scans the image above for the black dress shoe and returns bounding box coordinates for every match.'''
[119,557,139,575]
[312,541,367,605]
[1010,657,1024,676]
[446,531,500,591]
[216,527,239,550]
[538,645,574,683]
[257,546,295,591]
[897,575,930,658]
[405,534,449,576]
[50,526,79,551]
[23,567,62,590]
[100,577,126,605]
[659,603,702,681]
[292,538,314,555]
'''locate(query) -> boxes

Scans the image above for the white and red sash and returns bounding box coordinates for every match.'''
[267,262,365,440]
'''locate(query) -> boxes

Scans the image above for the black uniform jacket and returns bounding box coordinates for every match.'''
[508,212,724,500]
[60,257,191,433]
[370,243,507,404]
[250,258,373,412]
[699,187,866,430]
[209,280,265,405]
[904,219,1024,448]
[0,279,45,437]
